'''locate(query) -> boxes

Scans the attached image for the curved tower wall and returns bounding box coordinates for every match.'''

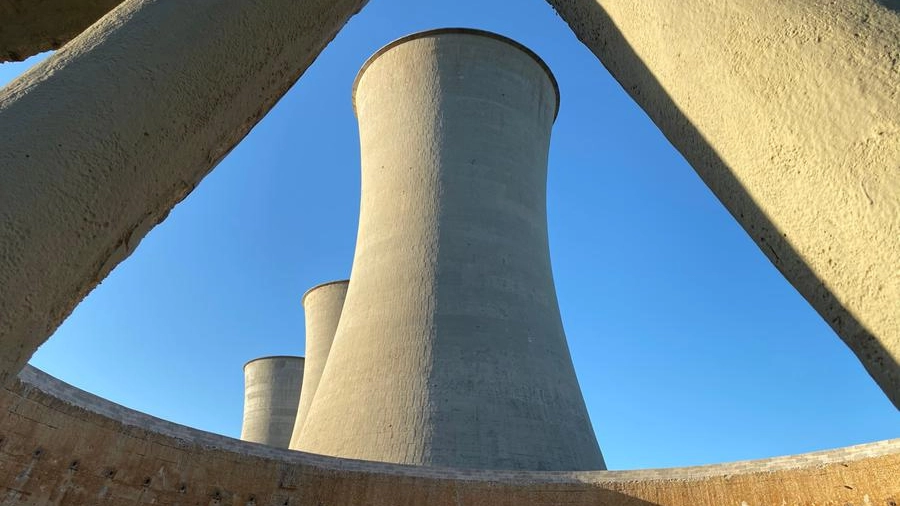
[298,29,604,471]
[289,280,350,449]
[241,356,304,448]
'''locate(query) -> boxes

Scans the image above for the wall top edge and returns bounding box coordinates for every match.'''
[14,365,900,485]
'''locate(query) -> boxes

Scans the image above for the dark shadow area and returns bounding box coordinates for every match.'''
[0,0,124,62]
[545,0,899,409]
[875,0,900,12]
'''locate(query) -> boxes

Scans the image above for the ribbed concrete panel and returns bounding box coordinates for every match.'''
[289,280,349,449]
[299,29,604,471]
[241,356,304,448]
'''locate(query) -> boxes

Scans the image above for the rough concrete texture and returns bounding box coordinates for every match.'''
[241,356,304,448]
[1,366,898,505]
[0,0,123,62]
[0,0,368,388]
[290,280,349,450]
[545,0,900,408]
[298,30,604,471]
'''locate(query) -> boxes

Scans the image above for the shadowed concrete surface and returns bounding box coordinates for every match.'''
[290,281,349,449]
[241,357,304,448]
[0,0,123,62]
[0,0,368,388]
[546,0,900,408]
[0,366,896,505]
[297,30,603,471]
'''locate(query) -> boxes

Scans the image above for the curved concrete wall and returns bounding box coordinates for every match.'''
[546,0,900,408]
[298,30,603,471]
[241,356,304,448]
[0,366,897,505]
[290,280,349,449]
[0,0,368,389]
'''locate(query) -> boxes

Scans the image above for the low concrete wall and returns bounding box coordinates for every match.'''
[0,366,896,505]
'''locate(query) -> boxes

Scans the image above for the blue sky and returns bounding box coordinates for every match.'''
[3,0,896,470]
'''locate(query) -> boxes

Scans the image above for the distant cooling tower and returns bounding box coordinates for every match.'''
[297,29,605,471]
[240,356,304,448]
[289,280,349,449]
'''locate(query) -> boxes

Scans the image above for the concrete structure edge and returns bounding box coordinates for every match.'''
[14,365,900,483]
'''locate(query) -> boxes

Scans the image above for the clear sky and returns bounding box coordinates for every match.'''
[3,0,897,470]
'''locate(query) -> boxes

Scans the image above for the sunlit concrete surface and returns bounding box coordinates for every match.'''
[241,356,304,448]
[546,0,900,408]
[0,0,897,501]
[1,366,897,505]
[297,29,604,471]
[0,0,369,387]
[290,280,349,449]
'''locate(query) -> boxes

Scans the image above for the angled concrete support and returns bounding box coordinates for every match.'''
[547,0,900,407]
[0,0,124,62]
[0,0,368,387]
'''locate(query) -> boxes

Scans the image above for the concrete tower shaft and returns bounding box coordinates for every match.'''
[298,29,605,471]
[241,356,304,448]
[289,280,350,449]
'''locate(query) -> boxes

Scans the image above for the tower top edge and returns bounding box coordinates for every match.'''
[351,28,560,120]
[243,356,305,370]
[301,279,350,306]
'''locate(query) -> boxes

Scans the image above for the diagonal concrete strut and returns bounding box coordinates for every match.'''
[547,0,900,408]
[0,0,369,385]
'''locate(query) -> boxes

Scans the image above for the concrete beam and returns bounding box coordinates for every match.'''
[0,0,124,62]
[0,0,367,386]
[547,0,900,407]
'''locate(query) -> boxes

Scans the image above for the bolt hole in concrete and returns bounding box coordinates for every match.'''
[0,0,896,480]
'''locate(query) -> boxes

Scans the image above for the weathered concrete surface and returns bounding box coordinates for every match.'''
[545,0,900,407]
[290,280,349,449]
[0,0,123,62]
[1,366,898,505]
[299,30,603,471]
[241,356,304,448]
[0,0,368,387]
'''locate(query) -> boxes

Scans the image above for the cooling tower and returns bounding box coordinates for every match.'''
[297,29,605,471]
[240,356,304,448]
[289,280,350,449]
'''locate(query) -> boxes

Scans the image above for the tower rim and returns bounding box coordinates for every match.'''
[351,28,560,120]
[243,355,305,370]
[301,279,351,306]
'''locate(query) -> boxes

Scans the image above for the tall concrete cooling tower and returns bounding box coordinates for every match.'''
[240,356,304,448]
[289,280,349,449]
[297,29,605,471]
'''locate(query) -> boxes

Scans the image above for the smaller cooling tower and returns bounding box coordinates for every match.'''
[240,356,304,448]
[289,280,349,449]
